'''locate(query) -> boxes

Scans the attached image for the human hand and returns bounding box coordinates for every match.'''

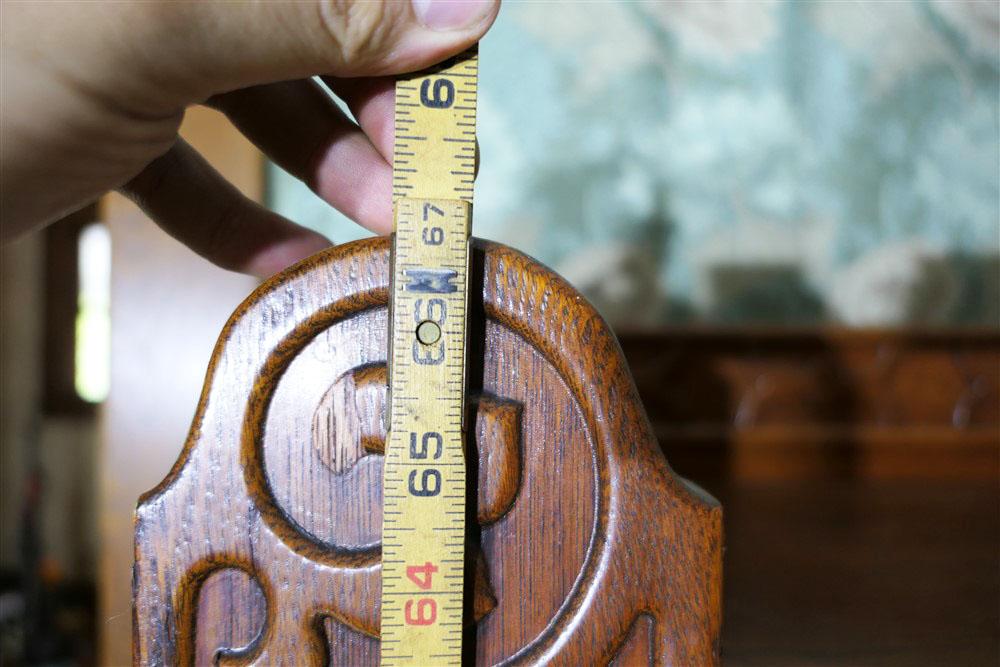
[1,0,499,276]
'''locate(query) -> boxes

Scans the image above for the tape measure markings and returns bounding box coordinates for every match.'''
[380,46,478,666]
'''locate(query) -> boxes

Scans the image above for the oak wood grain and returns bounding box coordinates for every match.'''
[132,238,723,665]
[100,106,263,667]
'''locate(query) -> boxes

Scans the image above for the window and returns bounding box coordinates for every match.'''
[43,205,110,413]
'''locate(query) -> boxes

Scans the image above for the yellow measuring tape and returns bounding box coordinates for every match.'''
[380,48,478,665]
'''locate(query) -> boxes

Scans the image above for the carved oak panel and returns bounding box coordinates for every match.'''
[133,239,722,665]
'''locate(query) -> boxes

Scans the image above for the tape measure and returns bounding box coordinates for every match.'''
[380,47,478,665]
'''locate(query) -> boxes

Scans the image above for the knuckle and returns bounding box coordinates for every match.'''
[122,144,180,208]
[202,196,250,272]
[318,0,400,71]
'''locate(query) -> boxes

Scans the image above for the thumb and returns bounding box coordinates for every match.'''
[124,0,499,106]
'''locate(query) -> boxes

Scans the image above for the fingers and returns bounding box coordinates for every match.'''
[214,76,478,233]
[128,0,499,107]
[323,77,397,161]
[208,81,393,235]
[10,0,499,117]
[120,140,332,278]
[1,0,498,240]
[322,75,480,175]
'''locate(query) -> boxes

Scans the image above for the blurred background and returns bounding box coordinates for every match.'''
[276,0,999,328]
[1,1,997,665]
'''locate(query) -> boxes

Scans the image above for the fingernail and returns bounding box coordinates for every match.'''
[412,0,495,31]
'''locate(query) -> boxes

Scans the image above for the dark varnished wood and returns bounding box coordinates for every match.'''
[133,238,722,665]
[618,328,1000,483]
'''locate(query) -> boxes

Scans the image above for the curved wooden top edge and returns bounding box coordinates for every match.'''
[133,235,722,663]
[474,239,718,513]
[473,239,720,663]
[135,238,389,508]
[136,235,717,516]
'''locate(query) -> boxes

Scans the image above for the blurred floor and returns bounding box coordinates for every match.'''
[623,329,1000,667]
[719,477,998,666]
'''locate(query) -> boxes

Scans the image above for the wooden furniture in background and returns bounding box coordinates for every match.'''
[618,329,999,666]
[132,239,723,665]
[621,329,999,482]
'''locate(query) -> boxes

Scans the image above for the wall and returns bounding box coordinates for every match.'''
[270,0,999,328]
[1,235,97,585]
[0,235,43,572]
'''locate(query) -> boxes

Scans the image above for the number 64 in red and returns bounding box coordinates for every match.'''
[404,598,437,626]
